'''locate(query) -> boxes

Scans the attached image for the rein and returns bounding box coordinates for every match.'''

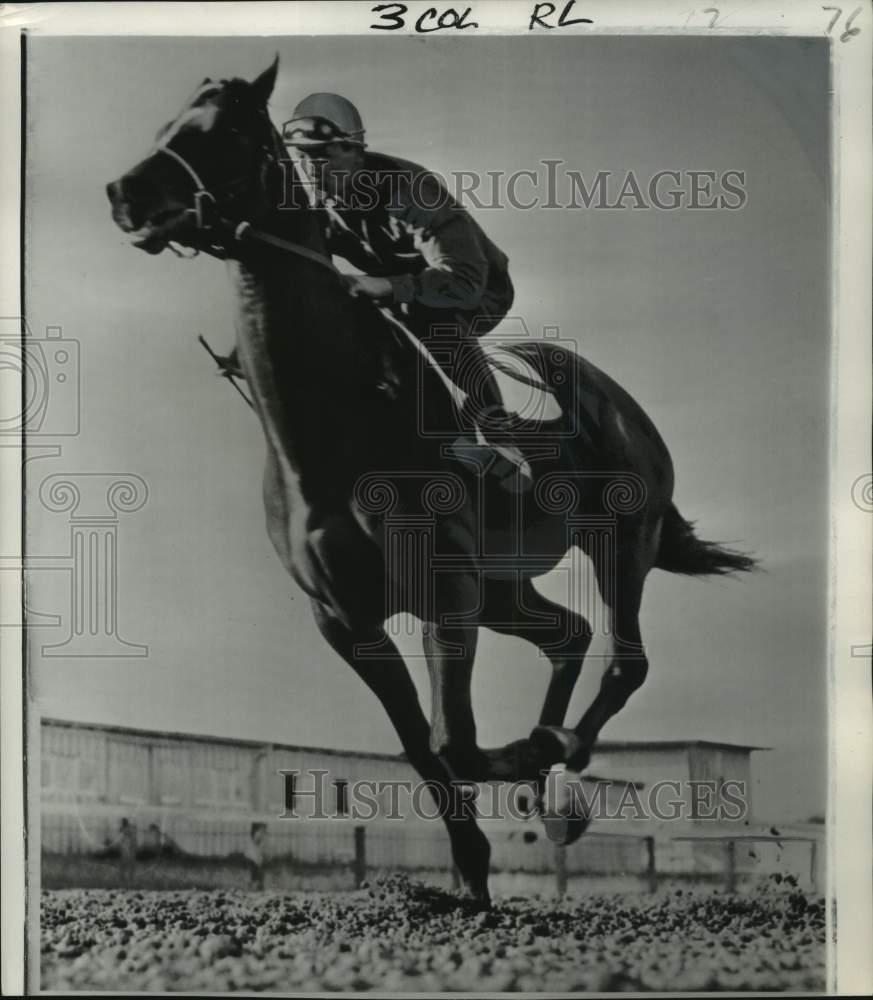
[156,112,552,405]
[231,221,338,275]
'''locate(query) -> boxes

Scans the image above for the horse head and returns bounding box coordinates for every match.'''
[106,58,285,255]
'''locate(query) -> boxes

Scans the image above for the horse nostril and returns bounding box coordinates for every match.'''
[107,176,145,230]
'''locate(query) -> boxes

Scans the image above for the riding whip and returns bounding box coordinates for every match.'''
[197,334,255,411]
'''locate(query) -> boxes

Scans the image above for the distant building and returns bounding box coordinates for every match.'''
[40,718,765,833]
[589,739,767,826]
[37,719,820,892]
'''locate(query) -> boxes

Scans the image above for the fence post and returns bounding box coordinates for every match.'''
[809,838,818,893]
[725,838,737,893]
[353,825,366,888]
[644,836,657,893]
[554,845,567,896]
[252,746,270,813]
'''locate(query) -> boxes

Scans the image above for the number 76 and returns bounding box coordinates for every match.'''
[822,6,862,41]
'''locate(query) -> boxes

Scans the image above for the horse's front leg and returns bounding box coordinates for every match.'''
[423,575,593,786]
[423,573,490,782]
[310,599,491,905]
[475,577,592,784]
[423,620,479,759]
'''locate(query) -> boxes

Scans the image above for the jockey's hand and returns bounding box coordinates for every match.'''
[341,274,393,300]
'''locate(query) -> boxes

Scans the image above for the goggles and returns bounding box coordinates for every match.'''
[281,116,365,149]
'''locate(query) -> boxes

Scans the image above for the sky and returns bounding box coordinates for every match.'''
[21,34,831,820]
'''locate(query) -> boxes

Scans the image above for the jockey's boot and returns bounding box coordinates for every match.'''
[449,403,533,494]
[479,404,533,473]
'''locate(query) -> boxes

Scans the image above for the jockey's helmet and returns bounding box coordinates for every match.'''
[282,93,366,149]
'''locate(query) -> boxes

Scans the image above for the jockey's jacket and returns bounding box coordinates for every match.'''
[322,152,513,321]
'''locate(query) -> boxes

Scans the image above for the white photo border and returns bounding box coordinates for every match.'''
[1,2,869,996]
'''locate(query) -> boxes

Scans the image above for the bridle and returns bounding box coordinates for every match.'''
[151,116,338,274]
[154,145,222,232]
[148,89,537,412]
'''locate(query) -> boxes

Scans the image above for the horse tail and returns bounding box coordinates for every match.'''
[655,503,758,576]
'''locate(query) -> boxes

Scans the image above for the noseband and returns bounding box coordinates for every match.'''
[151,122,337,274]
[154,145,219,231]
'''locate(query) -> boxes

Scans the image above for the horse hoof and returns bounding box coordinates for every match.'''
[537,764,593,847]
[541,812,592,847]
[457,890,491,912]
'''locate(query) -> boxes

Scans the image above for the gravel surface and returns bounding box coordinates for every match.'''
[41,874,825,992]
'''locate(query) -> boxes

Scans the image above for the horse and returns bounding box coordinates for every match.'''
[107,58,755,905]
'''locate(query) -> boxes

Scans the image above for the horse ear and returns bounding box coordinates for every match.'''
[252,56,279,105]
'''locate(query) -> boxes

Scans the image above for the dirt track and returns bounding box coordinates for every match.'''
[41,874,825,992]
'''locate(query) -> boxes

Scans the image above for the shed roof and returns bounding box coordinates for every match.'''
[595,739,770,754]
[42,718,770,760]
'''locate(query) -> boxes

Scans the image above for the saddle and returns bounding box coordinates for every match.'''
[376,306,559,420]
[374,307,568,493]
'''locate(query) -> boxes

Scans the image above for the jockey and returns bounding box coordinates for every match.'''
[281,92,528,478]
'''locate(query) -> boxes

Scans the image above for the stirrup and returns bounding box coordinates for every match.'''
[447,436,533,494]
[491,444,533,483]
[476,408,533,482]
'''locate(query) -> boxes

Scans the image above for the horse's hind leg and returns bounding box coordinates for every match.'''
[532,518,660,843]
[569,541,651,771]
[447,577,593,783]
[310,600,491,905]
[481,577,592,729]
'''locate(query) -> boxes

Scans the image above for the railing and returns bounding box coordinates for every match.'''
[670,834,820,893]
[40,811,821,894]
